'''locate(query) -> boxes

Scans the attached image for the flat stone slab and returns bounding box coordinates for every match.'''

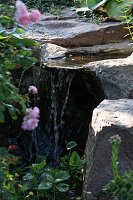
[23,8,131,47]
[68,41,133,55]
[40,42,133,65]
[83,99,133,199]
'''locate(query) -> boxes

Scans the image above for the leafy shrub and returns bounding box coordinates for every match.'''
[0,4,15,18]
[86,0,133,21]
[0,28,38,122]
[0,15,39,123]
[22,0,74,12]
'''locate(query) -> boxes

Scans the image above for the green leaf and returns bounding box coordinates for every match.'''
[23,173,35,181]
[66,141,77,150]
[0,111,4,123]
[11,28,26,35]
[28,160,46,173]
[55,171,70,183]
[38,181,52,190]
[87,0,110,10]
[106,0,132,21]
[0,16,14,28]
[56,183,69,192]
[69,151,81,166]
[46,174,54,183]
[14,38,39,47]
[0,147,8,158]
[0,35,5,39]
[22,183,31,191]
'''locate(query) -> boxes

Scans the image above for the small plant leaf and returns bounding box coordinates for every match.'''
[69,151,81,166]
[22,183,30,191]
[55,171,70,183]
[46,174,54,183]
[66,141,77,150]
[56,183,69,192]
[106,0,132,21]
[87,0,109,10]
[38,181,52,190]
[23,173,35,181]
[28,160,46,173]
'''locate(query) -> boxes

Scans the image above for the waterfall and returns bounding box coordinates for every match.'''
[39,67,75,165]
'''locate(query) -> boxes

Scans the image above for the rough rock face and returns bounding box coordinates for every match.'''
[83,99,133,200]
[84,55,133,99]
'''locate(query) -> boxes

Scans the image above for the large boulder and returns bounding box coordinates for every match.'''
[84,54,133,99]
[83,99,133,200]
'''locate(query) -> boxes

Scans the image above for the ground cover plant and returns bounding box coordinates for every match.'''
[0,141,84,199]
[103,135,133,200]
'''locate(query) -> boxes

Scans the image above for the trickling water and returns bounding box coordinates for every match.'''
[60,73,73,131]
[50,72,60,162]
[38,67,75,165]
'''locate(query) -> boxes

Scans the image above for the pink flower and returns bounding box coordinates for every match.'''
[15,0,27,17]
[21,107,40,131]
[29,107,40,118]
[22,118,39,130]
[28,86,38,94]
[17,14,31,26]
[15,1,41,26]
[15,0,31,26]
[31,10,41,22]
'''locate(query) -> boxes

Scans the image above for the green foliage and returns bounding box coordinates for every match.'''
[104,135,133,200]
[122,5,133,40]
[0,16,39,123]
[0,4,15,19]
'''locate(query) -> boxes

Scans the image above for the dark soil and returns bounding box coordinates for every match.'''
[91,191,113,200]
